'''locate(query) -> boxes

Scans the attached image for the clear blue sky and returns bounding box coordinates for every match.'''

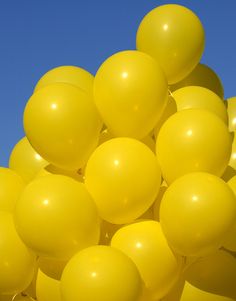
[0,0,236,167]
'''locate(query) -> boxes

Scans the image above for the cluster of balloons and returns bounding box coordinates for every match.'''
[1,3,236,301]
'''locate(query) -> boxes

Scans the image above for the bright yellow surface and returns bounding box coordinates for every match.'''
[156,109,232,184]
[9,137,48,183]
[172,86,228,123]
[0,167,25,211]
[94,50,168,139]
[111,220,183,300]
[24,83,102,170]
[85,137,161,224]
[229,133,236,171]
[0,211,36,295]
[34,65,94,95]
[61,245,141,301]
[136,4,205,84]
[14,175,100,260]
[160,172,236,256]
[36,269,61,301]
[227,97,236,131]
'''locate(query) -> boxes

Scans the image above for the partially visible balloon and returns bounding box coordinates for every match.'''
[94,50,168,139]
[36,269,61,301]
[229,133,236,171]
[9,137,48,183]
[153,182,168,222]
[136,4,205,84]
[162,276,185,301]
[221,166,236,182]
[99,221,122,246]
[227,97,236,132]
[38,257,67,281]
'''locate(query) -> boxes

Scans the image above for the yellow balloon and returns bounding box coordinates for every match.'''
[184,250,236,299]
[99,220,122,246]
[111,221,183,300]
[34,65,94,94]
[221,166,236,182]
[94,50,168,139]
[172,86,228,124]
[14,295,36,301]
[9,137,48,183]
[14,175,100,260]
[136,4,205,84]
[160,172,236,257]
[170,63,224,99]
[61,245,141,301]
[162,276,185,301]
[180,282,235,301]
[85,138,161,224]
[229,132,236,171]
[153,182,168,222]
[24,83,102,171]
[38,257,67,281]
[227,97,236,132]
[0,211,36,295]
[156,109,232,184]
[36,269,61,301]
[0,167,25,211]
[44,164,84,182]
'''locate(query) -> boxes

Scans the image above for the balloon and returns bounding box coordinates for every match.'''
[0,294,13,301]
[24,83,102,171]
[99,221,122,246]
[156,109,232,184]
[0,167,25,211]
[184,250,236,299]
[44,164,84,182]
[162,276,185,301]
[38,257,67,280]
[36,269,61,301]
[34,65,94,95]
[170,63,224,99]
[9,137,48,183]
[229,132,236,171]
[14,175,100,260]
[14,295,36,301]
[60,245,141,301]
[180,282,235,301]
[160,172,236,257]
[153,182,168,222]
[85,137,161,224]
[136,4,205,84]
[227,96,236,132]
[0,211,36,295]
[94,50,168,139]
[111,220,183,300]
[172,86,228,123]
[221,166,236,182]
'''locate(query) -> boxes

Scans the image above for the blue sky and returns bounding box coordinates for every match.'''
[0,0,236,167]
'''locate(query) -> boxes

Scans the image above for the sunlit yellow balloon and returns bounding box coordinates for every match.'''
[9,137,48,183]
[38,257,67,280]
[0,211,36,295]
[170,63,224,99]
[111,221,183,300]
[160,172,236,257]
[36,269,61,301]
[24,83,102,171]
[172,86,228,123]
[0,167,24,211]
[14,175,100,260]
[34,65,94,94]
[94,50,168,139]
[184,250,236,299]
[136,4,205,84]
[85,138,161,224]
[227,96,236,131]
[156,109,232,184]
[229,133,236,171]
[61,246,141,301]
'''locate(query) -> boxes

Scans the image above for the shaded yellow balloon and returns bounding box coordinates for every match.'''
[221,166,236,182]
[227,97,236,132]
[85,138,161,224]
[0,167,25,211]
[153,182,168,222]
[99,220,122,246]
[45,164,84,182]
[13,295,36,301]
[61,245,141,301]
[136,4,205,84]
[156,109,232,184]
[170,63,224,99]
[0,294,13,301]
[94,50,168,139]
[14,175,100,260]
[184,250,236,299]
[162,276,185,301]
[36,269,61,301]
[0,211,36,295]
[111,221,183,300]
[24,83,102,171]
[9,137,48,183]
[38,257,67,281]
[34,65,94,94]
[172,86,228,124]
[160,172,236,257]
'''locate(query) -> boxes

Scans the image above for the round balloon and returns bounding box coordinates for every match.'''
[61,246,141,301]
[36,269,61,301]
[94,50,168,139]
[136,4,205,84]
[24,83,102,171]
[160,172,236,257]
[227,96,236,132]
[85,137,161,224]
